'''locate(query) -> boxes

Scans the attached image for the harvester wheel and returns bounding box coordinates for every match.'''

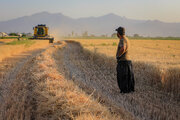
[49,39,54,43]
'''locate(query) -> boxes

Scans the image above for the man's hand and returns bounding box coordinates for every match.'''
[120,47,125,54]
[117,46,125,58]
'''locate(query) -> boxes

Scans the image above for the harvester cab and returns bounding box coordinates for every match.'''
[31,24,54,43]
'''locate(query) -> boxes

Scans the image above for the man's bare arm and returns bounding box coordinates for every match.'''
[116,46,126,58]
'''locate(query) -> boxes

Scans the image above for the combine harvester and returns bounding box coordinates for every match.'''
[30,24,54,43]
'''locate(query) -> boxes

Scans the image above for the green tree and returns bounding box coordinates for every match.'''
[71,31,74,37]
[111,33,117,38]
[90,34,95,38]
[9,33,18,36]
[82,31,88,37]
[22,33,27,37]
[101,34,108,38]
[133,34,140,38]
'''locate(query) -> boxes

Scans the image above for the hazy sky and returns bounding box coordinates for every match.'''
[1,0,180,23]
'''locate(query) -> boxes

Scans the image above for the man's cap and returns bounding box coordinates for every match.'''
[116,27,125,35]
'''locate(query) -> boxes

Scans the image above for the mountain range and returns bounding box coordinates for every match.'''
[0,11,180,37]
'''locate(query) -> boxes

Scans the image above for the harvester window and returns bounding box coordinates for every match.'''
[37,27,44,36]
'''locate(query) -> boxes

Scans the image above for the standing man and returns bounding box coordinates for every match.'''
[116,27,135,93]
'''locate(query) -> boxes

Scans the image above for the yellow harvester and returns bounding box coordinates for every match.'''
[31,24,54,43]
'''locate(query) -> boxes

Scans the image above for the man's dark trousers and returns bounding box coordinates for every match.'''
[116,60,135,93]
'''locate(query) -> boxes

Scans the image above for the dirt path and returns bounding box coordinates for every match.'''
[56,41,179,120]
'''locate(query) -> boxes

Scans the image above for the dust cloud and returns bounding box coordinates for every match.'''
[50,29,64,42]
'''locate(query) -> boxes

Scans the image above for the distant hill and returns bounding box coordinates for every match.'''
[0,11,180,37]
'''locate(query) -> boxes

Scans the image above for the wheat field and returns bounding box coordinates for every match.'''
[0,41,124,120]
[72,39,180,67]
[0,39,49,62]
[67,39,180,97]
[56,40,180,119]
[0,39,179,119]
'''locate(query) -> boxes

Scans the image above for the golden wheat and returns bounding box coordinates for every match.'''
[0,41,122,120]
[71,39,180,67]
[0,39,179,120]
[67,39,180,96]
[0,39,49,62]
[58,40,179,120]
